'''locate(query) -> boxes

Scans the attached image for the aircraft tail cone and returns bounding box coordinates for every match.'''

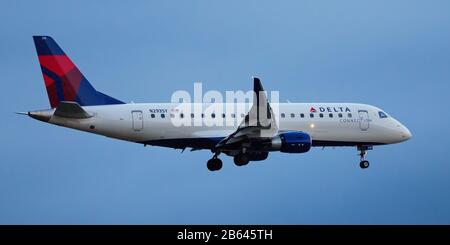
[28,110,53,122]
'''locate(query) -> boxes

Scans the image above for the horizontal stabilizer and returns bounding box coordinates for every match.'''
[54,101,92,119]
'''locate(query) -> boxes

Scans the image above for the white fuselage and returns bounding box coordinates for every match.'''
[44,102,412,148]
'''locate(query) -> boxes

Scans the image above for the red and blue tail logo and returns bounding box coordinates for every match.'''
[33,36,124,108]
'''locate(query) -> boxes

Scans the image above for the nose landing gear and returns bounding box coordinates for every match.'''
[358,145,372,169]
[360,160,369,169]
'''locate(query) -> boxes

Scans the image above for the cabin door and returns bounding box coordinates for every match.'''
[358,110,369,131]
[132,110,143,131]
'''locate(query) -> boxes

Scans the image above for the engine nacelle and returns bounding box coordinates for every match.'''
[271,132,312,153]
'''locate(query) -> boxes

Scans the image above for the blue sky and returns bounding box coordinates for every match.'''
[1,0,449,224]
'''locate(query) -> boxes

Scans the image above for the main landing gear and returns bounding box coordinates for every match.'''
[207,149,252,171]
[234,153,250,166]
[358,145,373,169]
[207,153,222,171]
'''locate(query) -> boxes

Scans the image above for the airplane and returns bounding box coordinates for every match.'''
[21,36,412,171]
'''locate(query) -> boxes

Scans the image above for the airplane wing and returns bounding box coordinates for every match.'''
[214,77,278,151]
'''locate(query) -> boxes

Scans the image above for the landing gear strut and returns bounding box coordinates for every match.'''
[207,153,222,171]
[358,145,372,169]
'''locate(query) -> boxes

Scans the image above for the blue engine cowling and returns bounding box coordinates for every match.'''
[271,132,312,153]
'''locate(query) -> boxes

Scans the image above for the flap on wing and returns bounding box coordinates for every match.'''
[54,101,92,119]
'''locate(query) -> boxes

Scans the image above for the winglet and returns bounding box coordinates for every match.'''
[253,76,265,93]
[244,77,273,129]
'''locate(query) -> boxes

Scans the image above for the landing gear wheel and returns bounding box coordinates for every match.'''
[357,145,372,169]
[234,154,250,166]
[207,159,214,171]
[207,158,223,171]
[360,160,369,169]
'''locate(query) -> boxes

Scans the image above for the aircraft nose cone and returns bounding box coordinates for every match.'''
[400,125,412,141]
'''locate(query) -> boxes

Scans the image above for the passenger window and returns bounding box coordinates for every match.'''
[170,114,175,118]
[338,113,342,118]
[329,113,333,118]
[201,113,204,118]
[191,113,194,118]
[211,113,215,118]
[348,113,352,118]
[310,113,314,118]
[222,113,226,118]
[231,113,235,118]
[378,111,388,118]
[281,113,285,118]
[319,113,323,118]
[300,113,304,118]
[161,114,165,118]
[290,113,295,118]
[180,113,184,118]
[151,114,155,118]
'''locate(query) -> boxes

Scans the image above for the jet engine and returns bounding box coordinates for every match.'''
[270,132,312,153]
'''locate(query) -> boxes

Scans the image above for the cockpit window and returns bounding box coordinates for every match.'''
[378,111,388,118]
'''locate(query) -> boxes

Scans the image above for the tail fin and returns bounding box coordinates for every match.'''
[33,36,124,108]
